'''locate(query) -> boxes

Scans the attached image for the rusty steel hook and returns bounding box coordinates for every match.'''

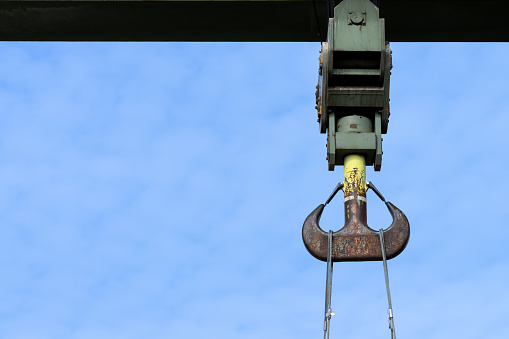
[302,200,410,262]
[302,156,410,262]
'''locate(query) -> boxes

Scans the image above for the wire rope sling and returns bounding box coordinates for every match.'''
[302,156,410,338]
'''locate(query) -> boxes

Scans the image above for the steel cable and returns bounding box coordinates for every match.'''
[379,229,396,339]
[323,230,334,339]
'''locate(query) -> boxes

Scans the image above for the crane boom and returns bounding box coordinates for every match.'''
[0,0,508,42]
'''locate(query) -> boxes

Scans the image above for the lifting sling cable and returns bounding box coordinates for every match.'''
[379,229,397,339]
[318,182,400,339]
[323,230,334,339]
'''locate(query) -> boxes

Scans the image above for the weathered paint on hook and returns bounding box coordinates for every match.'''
[302,201,410,262]
[302,154,409,262]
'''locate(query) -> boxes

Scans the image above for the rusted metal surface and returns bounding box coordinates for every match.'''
[302,201,409,262]
[303,154,409,262]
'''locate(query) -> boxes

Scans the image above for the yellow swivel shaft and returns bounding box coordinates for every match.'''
[343,154,368,226]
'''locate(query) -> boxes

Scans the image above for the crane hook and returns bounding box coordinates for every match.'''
[302,155,410,262]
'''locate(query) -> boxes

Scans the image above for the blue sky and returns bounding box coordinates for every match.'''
[0,41,507,338]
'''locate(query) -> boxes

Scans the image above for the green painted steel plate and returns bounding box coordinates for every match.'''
[0,0,507,42]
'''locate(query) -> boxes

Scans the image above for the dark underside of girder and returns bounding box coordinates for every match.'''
[0,0,508,42]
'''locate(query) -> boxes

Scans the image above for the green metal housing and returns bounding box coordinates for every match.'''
[318,0,390,171]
